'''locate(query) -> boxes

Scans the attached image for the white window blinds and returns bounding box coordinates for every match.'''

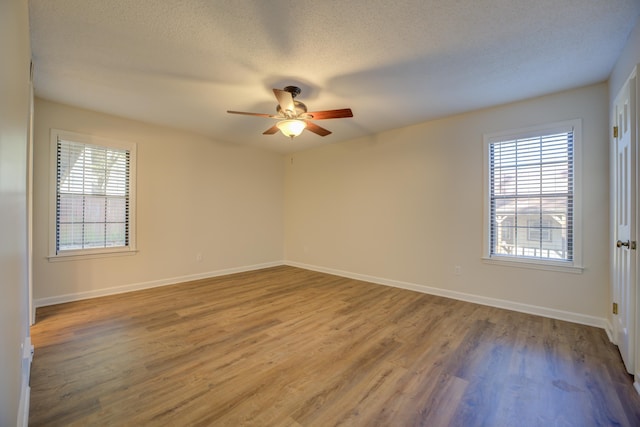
[489,127,574,261]
[55,138,131,253]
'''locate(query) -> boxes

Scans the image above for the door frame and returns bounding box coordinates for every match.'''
[635,68,640,393]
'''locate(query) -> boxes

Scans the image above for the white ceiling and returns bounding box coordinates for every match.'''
[29,0,640,154]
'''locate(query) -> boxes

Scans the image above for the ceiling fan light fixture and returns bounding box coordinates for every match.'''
[276,119,306,138]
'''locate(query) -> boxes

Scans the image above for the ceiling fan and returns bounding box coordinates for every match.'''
[227,86,353,139]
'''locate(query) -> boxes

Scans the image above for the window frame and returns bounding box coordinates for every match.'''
[482,119,583,273]
[48,129,137,260]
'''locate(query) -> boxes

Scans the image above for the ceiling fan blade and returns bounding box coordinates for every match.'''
[305,121,332,137]
[227,110,278,118]
[263,125,279,135]
[306,108,353,120]
[273,89,295,115]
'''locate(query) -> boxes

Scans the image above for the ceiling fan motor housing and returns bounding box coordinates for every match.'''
[275,86,306,117]
[277,100,308,117]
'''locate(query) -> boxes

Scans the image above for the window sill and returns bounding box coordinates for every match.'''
[482,256,583,274]
[48,249,138,262]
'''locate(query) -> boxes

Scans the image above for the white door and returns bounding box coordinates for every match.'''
[613,69,637,374]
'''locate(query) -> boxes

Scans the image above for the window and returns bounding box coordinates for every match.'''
[526,219,552,242]
[49,129,136,258]
[483,120,582,272]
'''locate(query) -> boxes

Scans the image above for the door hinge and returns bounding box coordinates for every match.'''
[613,126,619,138]
[613,302,619,315]
[633,241,638,250]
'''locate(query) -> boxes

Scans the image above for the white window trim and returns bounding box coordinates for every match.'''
[48,129,137,261]
[482,119,583,274]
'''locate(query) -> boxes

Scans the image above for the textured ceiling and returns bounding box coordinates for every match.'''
[30,0,640,154]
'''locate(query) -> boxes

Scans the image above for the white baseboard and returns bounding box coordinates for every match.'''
[284,261,609,330]
[34,261,283,307]
[18,384,30,427]
[18,335,33,427]
[34,259,609,331]
[604,320,615,343]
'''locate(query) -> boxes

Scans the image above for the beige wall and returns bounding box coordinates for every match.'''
[0,0,31,425]
[33,99,284,303]
[284,83,609,324]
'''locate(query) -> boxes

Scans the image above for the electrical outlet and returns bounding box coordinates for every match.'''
[196,252,203,262]
[454,266,462,275]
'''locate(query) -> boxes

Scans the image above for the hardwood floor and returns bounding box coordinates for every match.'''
[29,266,640,426]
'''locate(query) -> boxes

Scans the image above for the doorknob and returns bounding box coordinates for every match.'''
[617,240,630,248]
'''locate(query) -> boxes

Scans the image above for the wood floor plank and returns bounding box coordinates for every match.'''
[29,266,640,426]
